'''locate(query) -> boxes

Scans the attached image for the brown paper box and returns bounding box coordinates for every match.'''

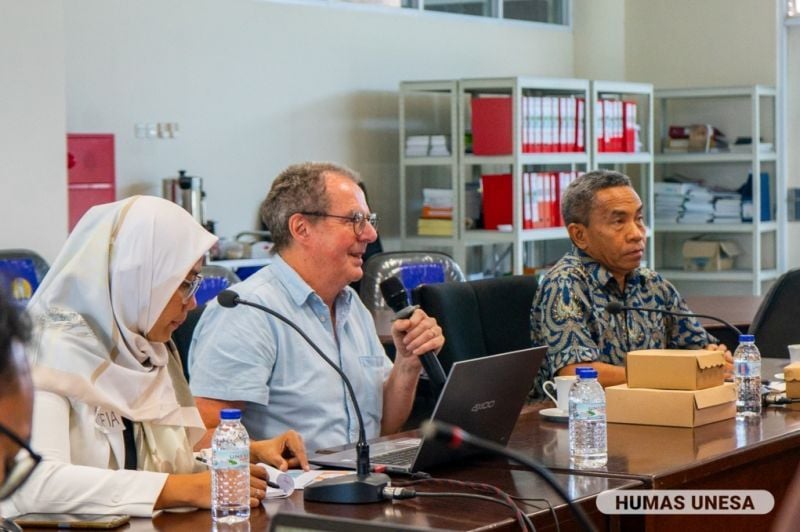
[626,349,725,390]
[785,362,800,399]
[606,383,736,428]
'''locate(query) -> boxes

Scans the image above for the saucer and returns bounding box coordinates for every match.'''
[775,373,785,381]
[539,407,568,423]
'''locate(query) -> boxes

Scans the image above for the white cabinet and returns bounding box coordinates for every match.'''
[399,77,654,278]
[653,86,784,296]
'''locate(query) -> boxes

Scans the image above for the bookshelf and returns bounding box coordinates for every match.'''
[590,80,655,269]
[398,77,655,278]
[398,80,459,256]
[653,85,784,296]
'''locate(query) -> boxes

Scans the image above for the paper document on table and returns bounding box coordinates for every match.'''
[258,464,351,499]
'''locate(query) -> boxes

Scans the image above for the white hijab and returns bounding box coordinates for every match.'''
[27,196,218,471]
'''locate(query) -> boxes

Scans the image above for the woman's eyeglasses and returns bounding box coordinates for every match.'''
[299,211,379,236]
[0,422,41,500]
[178,273,204,304]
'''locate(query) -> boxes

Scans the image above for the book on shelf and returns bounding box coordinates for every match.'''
[404,135,450,157]
[417,218,453,236]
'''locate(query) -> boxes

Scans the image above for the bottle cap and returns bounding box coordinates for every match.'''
[220,408,242,420]
[738,334,755,343]
[575,367,598,379]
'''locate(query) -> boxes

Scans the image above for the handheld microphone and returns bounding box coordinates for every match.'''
[604,301,743,337]
[379,277,447,397]
[217,290,390,504]
[421,420,597,532]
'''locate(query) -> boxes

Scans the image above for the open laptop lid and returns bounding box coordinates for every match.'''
[310,346,546,472]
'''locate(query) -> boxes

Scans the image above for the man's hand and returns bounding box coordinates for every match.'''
[706,343,733,380]
[391,308,444,367]
[250,430,309,471]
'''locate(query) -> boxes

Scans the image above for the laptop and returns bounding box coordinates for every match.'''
[310,346,546,473]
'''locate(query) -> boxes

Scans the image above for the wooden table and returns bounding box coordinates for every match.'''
[62,468,639,532]
[500,359,798,531]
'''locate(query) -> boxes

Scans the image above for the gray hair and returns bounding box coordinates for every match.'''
[260,162,361,252]
[561,170,632,226]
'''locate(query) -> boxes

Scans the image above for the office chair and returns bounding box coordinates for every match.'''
[748,268,800,358]
[359,251,465,342]
[195,264,241,306]
[413,275,539,375]
[0,248,50,306]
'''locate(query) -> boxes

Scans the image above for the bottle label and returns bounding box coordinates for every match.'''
[212,449,249,469]
[734,360,761,377]
[574,402,605,420]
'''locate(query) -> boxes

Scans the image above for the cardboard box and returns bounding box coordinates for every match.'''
[606,383,736,428]
[785,362,800,399]
[682,240,741,272]
[626,349,726,390]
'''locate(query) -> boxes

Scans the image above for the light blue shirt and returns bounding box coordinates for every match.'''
[188,254,392,453]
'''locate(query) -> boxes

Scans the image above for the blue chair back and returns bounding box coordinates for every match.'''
[0,249,49,307]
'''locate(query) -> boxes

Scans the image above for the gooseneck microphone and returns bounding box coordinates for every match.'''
[604,301,743,337]
[217,290,390,504]
[422,420,597,532]
[379,277,447,397]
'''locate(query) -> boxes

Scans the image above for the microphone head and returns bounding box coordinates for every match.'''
[379,277,409,313]
[217,290,240,308]
[605,301,625,314]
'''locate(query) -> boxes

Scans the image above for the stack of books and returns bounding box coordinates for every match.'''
[654,182,693,224]
[429,135,449,157]
[404,135,450,157]
[417,188,453,236]
[405,135,430,157]
[679,186,714,224]
[712,192,742,223]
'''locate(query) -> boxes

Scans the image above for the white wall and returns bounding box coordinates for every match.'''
[64,0,574,240]
[573,0,626,81]
[625,0,776,87]
[0,1,67,262]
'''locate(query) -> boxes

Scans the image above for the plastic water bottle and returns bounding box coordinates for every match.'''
[734,334,762,419]
[568,367,607,468]
[211,408,250,523]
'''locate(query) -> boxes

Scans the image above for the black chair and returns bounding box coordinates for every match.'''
[0,248,50,306]
[413,275,539,375]
[172,304,206,382]
[748,268,800,358]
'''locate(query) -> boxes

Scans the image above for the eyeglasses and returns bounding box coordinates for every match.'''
[0,422,41,500]
[299,211,379,236]
[178,273,204,304]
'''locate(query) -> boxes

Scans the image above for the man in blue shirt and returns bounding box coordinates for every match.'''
[189,162,444,453]
[531,170,732,394]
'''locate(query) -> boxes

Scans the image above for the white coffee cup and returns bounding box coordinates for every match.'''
[542,375,577,413]
[788,344,800,363]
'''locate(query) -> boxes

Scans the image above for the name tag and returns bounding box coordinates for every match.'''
[94,407,125,434]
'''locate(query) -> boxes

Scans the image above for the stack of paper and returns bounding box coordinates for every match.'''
[405,135,430,157]
[679,187,714,224]
[712,192,742,223]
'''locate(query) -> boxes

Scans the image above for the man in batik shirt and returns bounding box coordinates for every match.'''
[531,170,732,395]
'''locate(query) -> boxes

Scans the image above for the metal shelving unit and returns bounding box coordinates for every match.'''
[654,85,784,295]
[399,77,654,278]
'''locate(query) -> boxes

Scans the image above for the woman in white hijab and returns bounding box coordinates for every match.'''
[5,196,306,516]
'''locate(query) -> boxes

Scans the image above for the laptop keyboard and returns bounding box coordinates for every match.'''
[372,445,419,466]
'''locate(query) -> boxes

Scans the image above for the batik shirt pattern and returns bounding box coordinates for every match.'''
[530,247,715,397]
